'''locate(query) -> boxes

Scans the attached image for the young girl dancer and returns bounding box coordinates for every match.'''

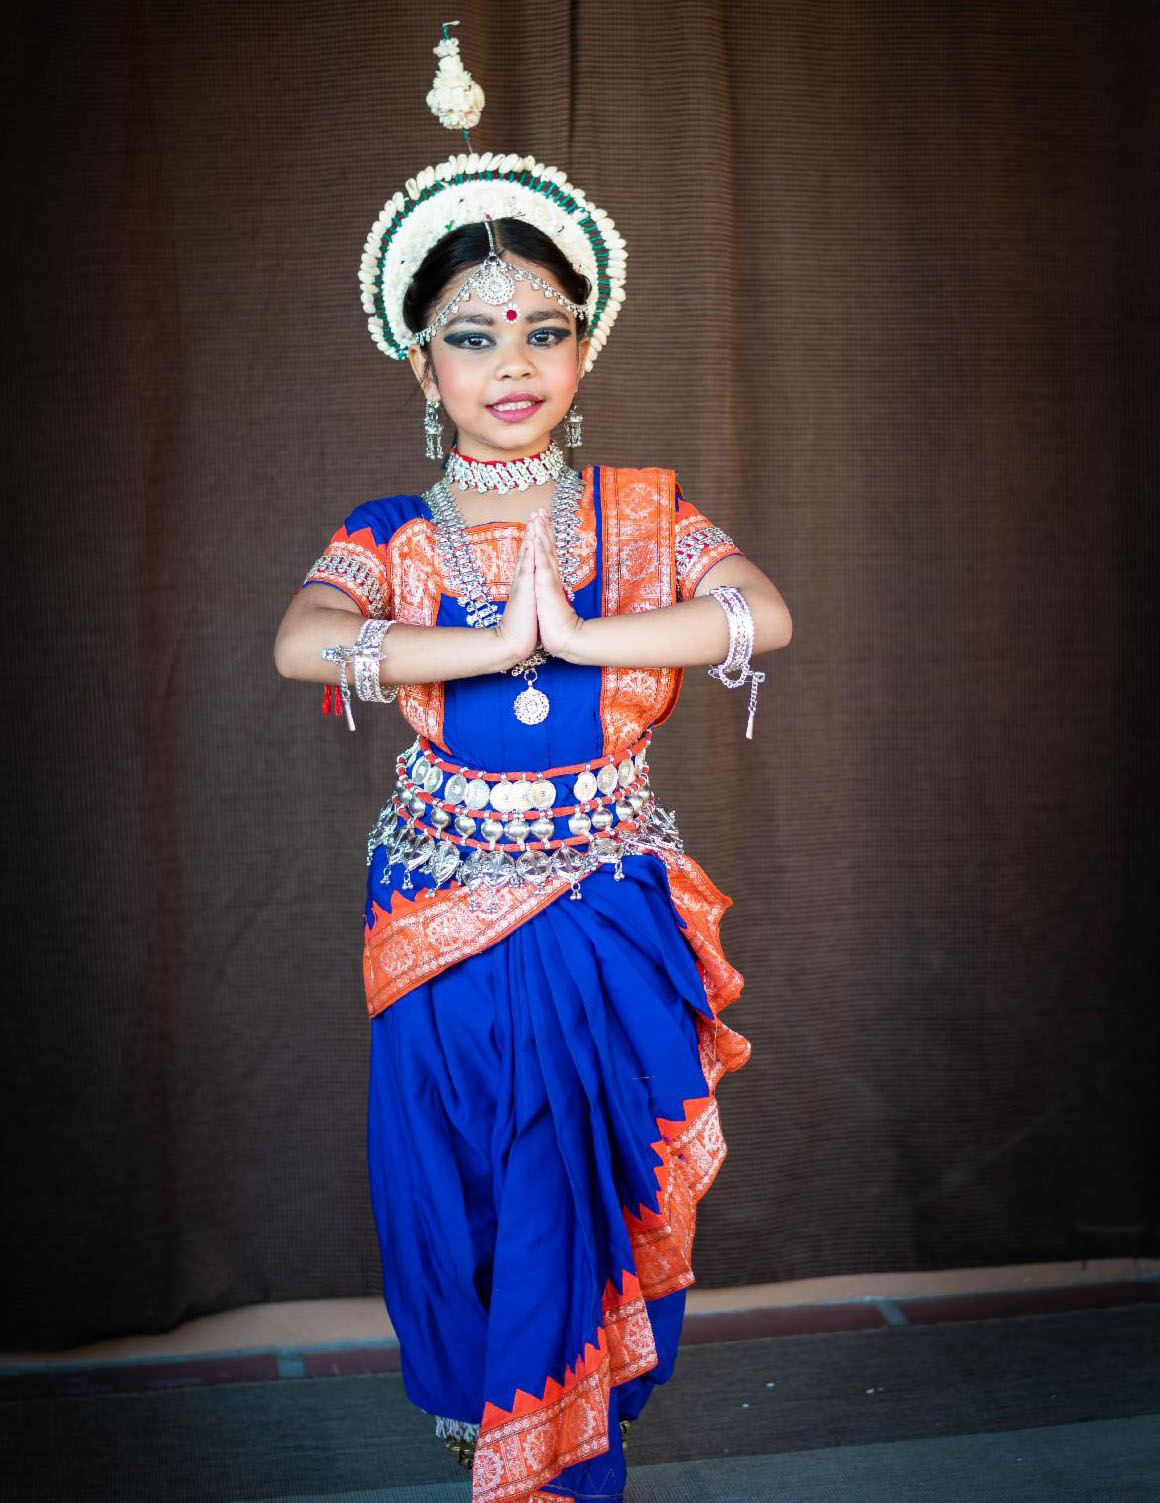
[274,28,791,1503]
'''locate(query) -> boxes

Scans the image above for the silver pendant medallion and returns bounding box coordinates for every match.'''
[474,258,517,307]
[515,848,552,884]
[529,778,556,810]
[404,836,435,872]
[514,685,550,725]
[489,778,514,812]
[463,778,490,811]
[462,847,516,890]
[553,846,593,881]
[429,842,462,886]
[596,762,619,795]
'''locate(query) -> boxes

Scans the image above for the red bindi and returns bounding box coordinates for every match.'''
[505,308,518,321]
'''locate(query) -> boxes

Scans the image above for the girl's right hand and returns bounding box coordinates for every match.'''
[492,516,540,666]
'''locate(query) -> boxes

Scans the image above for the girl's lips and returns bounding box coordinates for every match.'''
[487,398,545,424]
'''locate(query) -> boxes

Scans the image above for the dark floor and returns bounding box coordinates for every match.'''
[2,1304,1159,1501]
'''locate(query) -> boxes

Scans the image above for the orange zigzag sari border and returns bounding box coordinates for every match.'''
[471,1059,750,1503]
[470,850,751,1503]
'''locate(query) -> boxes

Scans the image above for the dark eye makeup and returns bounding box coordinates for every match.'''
[443,326,572,351]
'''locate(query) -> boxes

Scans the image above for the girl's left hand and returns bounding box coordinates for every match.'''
[532,510,585,661]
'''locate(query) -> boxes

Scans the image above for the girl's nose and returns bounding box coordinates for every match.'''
[494,339,535,377]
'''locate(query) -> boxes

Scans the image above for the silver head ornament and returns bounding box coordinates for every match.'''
[358,24,627,373]
[409,237,590,349]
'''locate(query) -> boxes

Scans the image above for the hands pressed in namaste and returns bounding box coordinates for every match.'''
[496,509,584,666]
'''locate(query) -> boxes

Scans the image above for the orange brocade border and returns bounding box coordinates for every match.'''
[363,848,744,1023]
[463,851,751,1503]
[364,874,578,1016]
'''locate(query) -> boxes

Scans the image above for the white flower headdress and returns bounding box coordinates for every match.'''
[358,23,627,375]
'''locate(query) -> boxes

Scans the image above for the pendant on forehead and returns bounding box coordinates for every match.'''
[475,257,517,307]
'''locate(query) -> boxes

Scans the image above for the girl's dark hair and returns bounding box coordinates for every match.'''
[402,217,590,337]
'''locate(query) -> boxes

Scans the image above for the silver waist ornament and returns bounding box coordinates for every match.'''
[422,465,584,724]
[367,735,687,905]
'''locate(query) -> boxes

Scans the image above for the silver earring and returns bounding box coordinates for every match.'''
[424,399,444,460]
[565,401,583,448]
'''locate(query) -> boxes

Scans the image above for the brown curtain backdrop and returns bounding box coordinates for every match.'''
[2,0,1157,1350]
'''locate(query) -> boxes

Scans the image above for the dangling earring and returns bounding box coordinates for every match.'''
[424,398,444,460]
[565,400,583,448]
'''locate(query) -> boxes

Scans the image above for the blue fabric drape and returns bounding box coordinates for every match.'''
[366,858,714,1499]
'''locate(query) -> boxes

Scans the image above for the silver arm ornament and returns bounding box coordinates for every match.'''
[707,585,766,739]
[321,617,399,731]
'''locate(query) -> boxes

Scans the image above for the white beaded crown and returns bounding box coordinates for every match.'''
[358,30,627,375]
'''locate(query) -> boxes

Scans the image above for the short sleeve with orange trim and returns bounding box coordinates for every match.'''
[674,479,745,600]
[300,500,395,618]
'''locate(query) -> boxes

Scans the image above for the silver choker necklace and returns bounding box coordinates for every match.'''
[423,467,584,724]
[443,442,567,495]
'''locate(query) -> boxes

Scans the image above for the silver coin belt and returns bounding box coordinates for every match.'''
[366,735,687,900]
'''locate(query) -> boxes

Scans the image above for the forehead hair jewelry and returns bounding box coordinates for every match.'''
[358,22,627,375]
[411,213,589,348]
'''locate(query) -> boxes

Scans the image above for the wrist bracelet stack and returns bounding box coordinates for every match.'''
[321,617,399,731]
[354,618,398,704]
[707,585,765,739]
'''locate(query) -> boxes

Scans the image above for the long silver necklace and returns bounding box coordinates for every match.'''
[423,467,584,724]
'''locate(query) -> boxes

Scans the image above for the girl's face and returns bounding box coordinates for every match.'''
[409,255,589,464]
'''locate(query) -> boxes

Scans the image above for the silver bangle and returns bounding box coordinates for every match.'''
[354,617,398,704]
[707,586,752,684]
[322,618,399,729]
[706,585,766,739]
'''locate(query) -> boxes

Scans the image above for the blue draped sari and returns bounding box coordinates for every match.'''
[305,465,751,1503]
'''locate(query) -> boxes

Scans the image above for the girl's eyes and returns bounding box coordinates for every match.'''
[444,327,571,351]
